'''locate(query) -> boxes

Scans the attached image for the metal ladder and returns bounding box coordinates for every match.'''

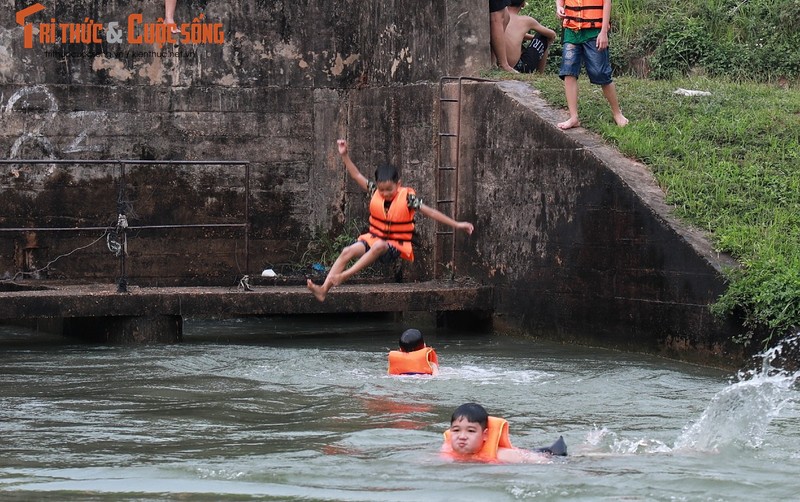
[434,76,495,279]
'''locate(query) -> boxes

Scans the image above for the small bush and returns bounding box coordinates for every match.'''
[301,220,364,268]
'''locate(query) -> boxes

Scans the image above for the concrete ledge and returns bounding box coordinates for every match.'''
[0,280,493,319]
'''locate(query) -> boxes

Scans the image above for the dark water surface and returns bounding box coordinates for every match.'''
[1,318,798,501]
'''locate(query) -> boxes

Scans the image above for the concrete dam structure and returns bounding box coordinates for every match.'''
[0,0,741,363]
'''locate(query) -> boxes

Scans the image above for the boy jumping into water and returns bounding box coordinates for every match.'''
[307,139,474,302]
[441,403,567,463]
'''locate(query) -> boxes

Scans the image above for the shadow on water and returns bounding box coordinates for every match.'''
[0,322,76,348]
[182,313,436,345]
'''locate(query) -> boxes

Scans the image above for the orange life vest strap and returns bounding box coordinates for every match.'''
[562,0,604,30]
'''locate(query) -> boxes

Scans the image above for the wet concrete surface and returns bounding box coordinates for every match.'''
[0,279,493,320]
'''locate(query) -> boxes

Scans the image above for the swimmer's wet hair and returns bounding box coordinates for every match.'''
[399,328,425,352]
[375,163,400,183]
[508,0,525,7]
[451,403,489,429]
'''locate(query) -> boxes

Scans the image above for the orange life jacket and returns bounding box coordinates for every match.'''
[562,0,605,31]
[387,347,438,375]
[359,186,416,261]
[441,416,513,463]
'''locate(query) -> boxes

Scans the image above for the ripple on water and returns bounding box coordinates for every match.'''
[1,325,799,500]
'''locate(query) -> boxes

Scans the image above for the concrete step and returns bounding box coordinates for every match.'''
[0,280,493,319]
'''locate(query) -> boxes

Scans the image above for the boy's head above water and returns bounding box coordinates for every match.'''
[399,328,425,352]
[448,403,489,455]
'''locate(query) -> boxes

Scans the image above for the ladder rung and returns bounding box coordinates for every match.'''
[436,230,455,236]
[438,166,456,171]
[437,199,455,204]
[439,133,457,137]
[440,98,459,102]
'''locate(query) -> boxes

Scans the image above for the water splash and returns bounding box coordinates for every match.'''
[436,365,551,385]
[674,333,800,452]
[584,426,671,455]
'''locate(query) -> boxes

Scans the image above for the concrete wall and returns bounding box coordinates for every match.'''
[453,81,740,362]
[0,1,742,359]
[0,0,486,284]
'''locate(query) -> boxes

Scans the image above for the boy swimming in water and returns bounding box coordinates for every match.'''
[441,403,566,463]
[307,139,475,302]
[388,328,439,375]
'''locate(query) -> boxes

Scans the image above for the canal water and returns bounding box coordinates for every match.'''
[0,317,798,501]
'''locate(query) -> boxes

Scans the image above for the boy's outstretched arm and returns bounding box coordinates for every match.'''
[496,447,550,464]
[531,19,557,42]
[418,204,474,235]
[337,139,369,192]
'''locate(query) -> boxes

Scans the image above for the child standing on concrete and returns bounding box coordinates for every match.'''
[555,0,628,129]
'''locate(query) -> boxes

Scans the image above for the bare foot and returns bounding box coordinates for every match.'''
[165,19,180,34]
[499,64,519,74]
[557,117,581,130]
[613,113,629,127]
[306,279,327,302]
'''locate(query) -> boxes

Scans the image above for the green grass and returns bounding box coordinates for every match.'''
[520,0,800,81]
[301,219,364,269]
[488,68,800,346]
[505,0,800,345]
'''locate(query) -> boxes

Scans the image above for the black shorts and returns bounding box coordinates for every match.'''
[489,0,511,13]
[357,239,401,264]
[513,34,548,73]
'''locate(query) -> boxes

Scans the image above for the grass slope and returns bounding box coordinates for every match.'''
[493,0,800,345]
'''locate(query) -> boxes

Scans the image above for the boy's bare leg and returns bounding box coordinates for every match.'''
[557,76,581,130]
[602,83,629,127]
[306,281,329,302]
[490,9,517,72]
[164,0,179,33]
[307,242,366,302]
[331,242,389,286]
[306,280,328,302]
